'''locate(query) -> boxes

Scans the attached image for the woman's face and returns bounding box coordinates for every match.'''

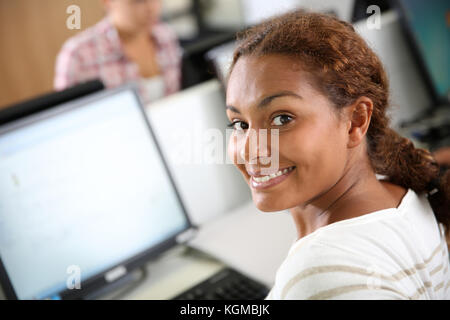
[106,0,162,31]
[226,54,351,212]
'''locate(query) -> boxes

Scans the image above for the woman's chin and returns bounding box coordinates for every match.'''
[252,194,288,212]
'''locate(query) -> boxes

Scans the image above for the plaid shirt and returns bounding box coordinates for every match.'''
[54,17,182,104]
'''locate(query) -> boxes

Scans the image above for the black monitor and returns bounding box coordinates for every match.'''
[0,83,193,299]
[0,80,104,125]
[395,0,450,106]
[205,41,236,90]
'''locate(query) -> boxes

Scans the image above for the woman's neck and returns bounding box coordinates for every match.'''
[289,158,400,241]
[116,26,148,43]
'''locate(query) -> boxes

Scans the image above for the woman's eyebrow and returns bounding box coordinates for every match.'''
[226,91,302,114]
[259,91,302,108]
[226,105,241,114]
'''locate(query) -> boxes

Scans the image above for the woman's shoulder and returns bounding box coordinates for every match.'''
[151,22,181,53]
[292,188,438,250]
[152,21,178,39]
[283,223,400,273]
[269,189,448,299]
[270,233,409,299]
[270,225,408,299]
[284,189,437,264]
[59,17,113,53]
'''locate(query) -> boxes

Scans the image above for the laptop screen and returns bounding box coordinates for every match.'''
[0,86,190,299]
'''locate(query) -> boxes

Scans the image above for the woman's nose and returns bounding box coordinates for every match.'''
[240,129,272,165]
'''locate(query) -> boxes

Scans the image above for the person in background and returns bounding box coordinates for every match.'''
[54,0,182,104]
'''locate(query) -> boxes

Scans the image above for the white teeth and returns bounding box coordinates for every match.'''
[252,166,294,183]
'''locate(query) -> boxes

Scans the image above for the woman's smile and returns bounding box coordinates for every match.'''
[248,166,296,190]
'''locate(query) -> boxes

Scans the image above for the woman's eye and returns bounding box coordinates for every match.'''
[271,115,292,126]
[227,121,249,131]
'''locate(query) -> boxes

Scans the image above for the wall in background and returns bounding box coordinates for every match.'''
[0,0,104,109]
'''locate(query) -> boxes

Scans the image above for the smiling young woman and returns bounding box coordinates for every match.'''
[225,10,450,299]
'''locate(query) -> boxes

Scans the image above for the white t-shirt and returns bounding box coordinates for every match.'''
[266,189,450,300]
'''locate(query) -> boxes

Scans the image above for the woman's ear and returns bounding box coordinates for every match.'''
[345,97,373,149]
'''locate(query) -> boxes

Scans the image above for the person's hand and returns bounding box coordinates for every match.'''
[432,146,450,167]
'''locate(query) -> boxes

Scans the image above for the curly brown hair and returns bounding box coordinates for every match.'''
[228,9,450,230]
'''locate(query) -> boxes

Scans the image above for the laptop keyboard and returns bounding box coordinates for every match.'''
[172,267,270,300]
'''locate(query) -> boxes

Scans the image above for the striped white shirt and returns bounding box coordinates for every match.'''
[266,189,450,299]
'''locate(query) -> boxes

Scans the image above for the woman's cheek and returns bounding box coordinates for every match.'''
[228,133,241,166]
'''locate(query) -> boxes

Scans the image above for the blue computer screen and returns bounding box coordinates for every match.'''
[401,0,450,100]
[0,88,189,299]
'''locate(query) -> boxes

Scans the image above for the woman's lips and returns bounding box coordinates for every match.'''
[249,166,296,190]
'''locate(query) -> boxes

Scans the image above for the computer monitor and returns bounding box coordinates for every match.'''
[0,84,193,300]
[205,41,236,89]
[395,0,450,105]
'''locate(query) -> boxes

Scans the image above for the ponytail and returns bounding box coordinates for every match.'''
[368,126,450,230]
